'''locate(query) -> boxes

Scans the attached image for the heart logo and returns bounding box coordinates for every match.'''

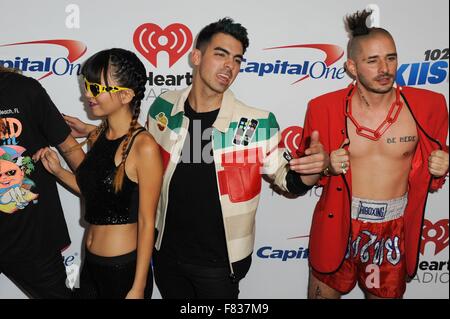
[133,23,193,68]
[421,219,449,256]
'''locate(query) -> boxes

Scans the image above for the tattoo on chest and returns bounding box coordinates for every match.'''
[400,136,416,143]
[386,136,416,144]
[387,137,396,144]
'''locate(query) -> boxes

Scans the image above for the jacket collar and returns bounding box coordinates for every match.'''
[170,85,236,133]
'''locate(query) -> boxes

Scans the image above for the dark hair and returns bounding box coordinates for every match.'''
[345,9,393,58]
[81,48,147,192]
[0,66,22,74]
[195,17,249,54]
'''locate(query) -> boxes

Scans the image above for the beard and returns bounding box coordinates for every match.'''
[358,72,395,94]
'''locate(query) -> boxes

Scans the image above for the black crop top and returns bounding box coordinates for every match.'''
[76,127,146,225]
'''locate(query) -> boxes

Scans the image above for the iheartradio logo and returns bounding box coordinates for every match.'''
[421,219,449,256]
[280,126,303,155]
[133,23,193,68]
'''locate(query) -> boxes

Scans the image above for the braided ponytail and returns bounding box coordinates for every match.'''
[113,102,141,192]
[109,49,147,193]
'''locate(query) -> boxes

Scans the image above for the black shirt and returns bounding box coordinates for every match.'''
[160,100,230,267]
[0,72,71,261]
[76,128,146,225]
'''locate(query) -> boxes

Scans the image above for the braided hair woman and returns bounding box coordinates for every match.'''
[34,48,163,299]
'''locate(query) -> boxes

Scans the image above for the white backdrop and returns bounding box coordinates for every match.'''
[0,0,448,299]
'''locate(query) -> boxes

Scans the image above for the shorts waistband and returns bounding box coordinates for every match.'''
[351,193,407,223]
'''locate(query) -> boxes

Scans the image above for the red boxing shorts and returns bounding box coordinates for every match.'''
[313,193,408,298]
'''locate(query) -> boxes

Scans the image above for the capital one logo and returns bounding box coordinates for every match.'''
[133,23,193,68]
[421,219,449,256]
[0,39,86,80]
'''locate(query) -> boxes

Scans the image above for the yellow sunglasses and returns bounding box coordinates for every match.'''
[84,78,131,97]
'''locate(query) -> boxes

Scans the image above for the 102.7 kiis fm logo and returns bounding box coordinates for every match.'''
[396,48,448,86]
[133,22,194,99]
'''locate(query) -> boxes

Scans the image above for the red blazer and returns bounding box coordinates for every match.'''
[299,84,448,277]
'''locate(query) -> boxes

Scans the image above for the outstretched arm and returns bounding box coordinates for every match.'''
[289,130,330,186]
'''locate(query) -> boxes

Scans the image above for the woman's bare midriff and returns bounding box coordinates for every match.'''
[85,223,138,257]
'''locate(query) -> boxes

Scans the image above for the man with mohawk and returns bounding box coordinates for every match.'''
[298,10,449,298]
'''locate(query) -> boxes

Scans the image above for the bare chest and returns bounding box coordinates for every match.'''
[348,105,418,160]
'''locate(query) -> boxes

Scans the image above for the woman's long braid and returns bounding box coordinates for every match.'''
[113,103,141,193]
[88,120,107,145]
[111,50,146,193]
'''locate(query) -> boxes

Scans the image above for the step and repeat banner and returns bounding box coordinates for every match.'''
[0,0,448,299]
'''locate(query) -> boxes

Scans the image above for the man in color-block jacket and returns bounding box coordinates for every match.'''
[300,10,449,299]
[147,18,328,298]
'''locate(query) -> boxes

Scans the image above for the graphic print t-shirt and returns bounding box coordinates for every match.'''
[0,72,71,261]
